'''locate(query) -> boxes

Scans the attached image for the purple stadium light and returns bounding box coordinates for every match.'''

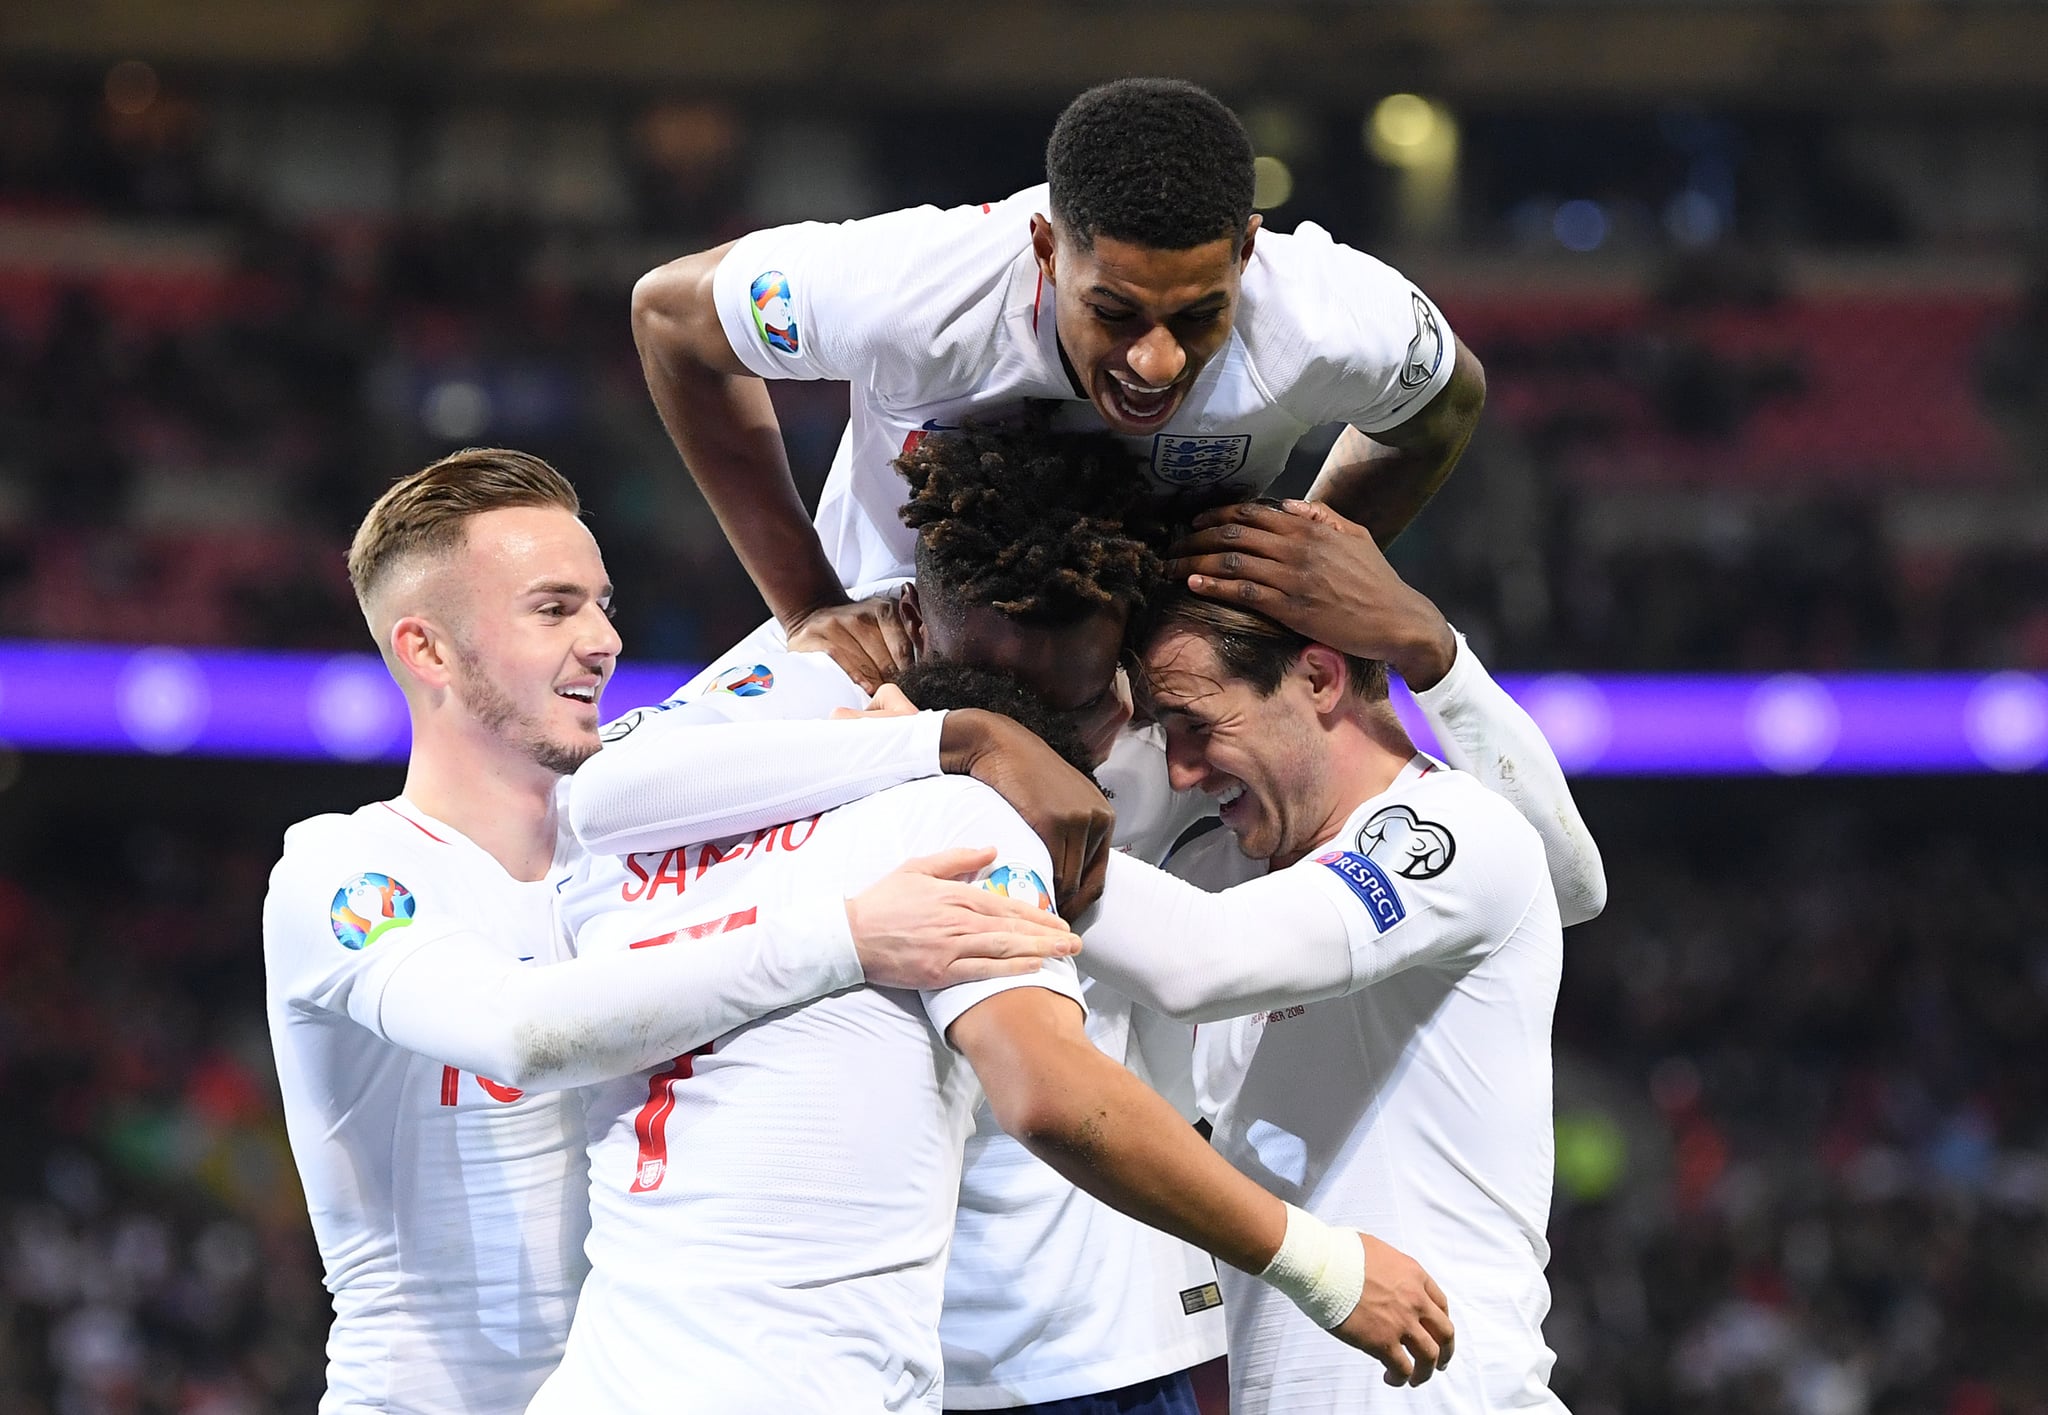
[1,640,2043,775]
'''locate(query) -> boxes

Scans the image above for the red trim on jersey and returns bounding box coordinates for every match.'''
[1031,271,1044,334]
[380,802,450,844]
[629,1048,707,1193]
[980,202,992,213]
[628,906,759,950]
[439,1065,459,1106]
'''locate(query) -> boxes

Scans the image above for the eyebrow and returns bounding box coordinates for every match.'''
[524,580,612,600]
[1086,284,1228,314]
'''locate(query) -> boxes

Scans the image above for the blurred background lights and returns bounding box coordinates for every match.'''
[1251,155,1293,210]
[116,648,209,755]
[1963,673,2048,772]
[1368,93,1439,157]
[1521,674,1613,774]
[308,658,407,762]
[1553,200,1609,252]
[1746,674,1841,775]
[1365,94,1459,241]
[103,61,158,116]
[1663,188,1724,247]
[422,380,492,440]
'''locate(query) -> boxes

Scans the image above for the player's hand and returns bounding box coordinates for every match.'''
[1330,1233,1455,1386]
[785,593,915,694]
[829,683,919,721]
[1168,499,1458,690]
[845,846,1080,989]
[934,709,1115,917]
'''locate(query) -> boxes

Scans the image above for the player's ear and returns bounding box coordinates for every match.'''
[1030,214,1058,285]
[390,614,456,692]
[1298,643,1350,714]
[898,583,929,658]
[1238,214,1262,270]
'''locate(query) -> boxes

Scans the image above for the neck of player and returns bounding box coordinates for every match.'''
[402,718,564,882]
[1280,707,1417,869]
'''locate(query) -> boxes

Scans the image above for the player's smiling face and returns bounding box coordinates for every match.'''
[1141,627,1333,866]
[1034,215,1260,437]
[440,506,621,776]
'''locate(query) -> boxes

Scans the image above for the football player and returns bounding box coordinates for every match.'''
[571,420,1604,1414]
[631,77,1484,692]
[261,449,1084,1413]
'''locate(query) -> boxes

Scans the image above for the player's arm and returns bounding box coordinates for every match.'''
[1307,339,1485,546]
[630,242,873,662]
[368,847,1073,1093]
[949,986,1452,1386]
[633,212,935,687]
[1078,789,1547,1022]
[573,686,1115,914]
[1166,498,1606,923]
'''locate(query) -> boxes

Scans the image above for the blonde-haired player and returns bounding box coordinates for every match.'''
[263,447,1081,1414]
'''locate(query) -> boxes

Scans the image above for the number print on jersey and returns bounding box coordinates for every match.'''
[624,905,757,1191]
[439,1066,526,1106]
[629,1044,710,1193]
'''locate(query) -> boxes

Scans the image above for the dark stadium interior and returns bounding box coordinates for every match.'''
[3,4,2046,1411]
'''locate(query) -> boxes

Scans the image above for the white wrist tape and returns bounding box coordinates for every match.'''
[1258,1202,1368,1330]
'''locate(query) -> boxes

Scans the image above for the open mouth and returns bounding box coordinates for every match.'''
[1213,780,1251,827]
[1100,369,1184,430]
[555,684,599,708]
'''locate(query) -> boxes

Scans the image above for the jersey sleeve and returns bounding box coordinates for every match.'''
[1080,778,1551,1018]
[899,781,1086,1044]
[1265,224,1458,435]
[1294,779,1551,991]
[710,199,1015,399]
[572,651,945,856]
[370,895,864,1092]
[1078,852,1357,1024]
[261,820,461,1036]
[1409,631,1608,926]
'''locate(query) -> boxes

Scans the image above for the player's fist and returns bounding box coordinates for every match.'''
[785,593,915,693]
[1331,1233,1455,1387]
[845,846,1080,989]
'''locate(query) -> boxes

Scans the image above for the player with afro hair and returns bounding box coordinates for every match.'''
[896,412,1168,629]
[888,413,1170,765]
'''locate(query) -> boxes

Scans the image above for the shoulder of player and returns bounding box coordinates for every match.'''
[688,647,865,714]
[849,774,1040,855]
[863,772,1016,819]
[265,808,442,952]
[754,189,1034,396]
[1240,222,1418,390]
[276,805,431,869]
[1349,769,1545,875]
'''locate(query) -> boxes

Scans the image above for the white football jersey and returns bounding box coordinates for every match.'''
[660,638,1228,1405]
[712,184,1458,593]
[539,766,1083,1415]
[262,795,587,1415]
[941,723,1224,1408]
[1173,760,1568,1415]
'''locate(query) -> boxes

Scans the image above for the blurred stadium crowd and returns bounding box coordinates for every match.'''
[2,71,2045,671]
[1,54,2045,1415]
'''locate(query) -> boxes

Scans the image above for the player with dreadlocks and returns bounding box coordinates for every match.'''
[576,408,1610,1412]
[542,419,1458,1413]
